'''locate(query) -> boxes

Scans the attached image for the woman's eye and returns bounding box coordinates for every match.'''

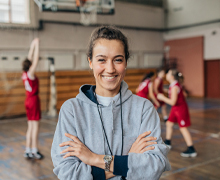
[115,59,123,62]
[98,59,105,62]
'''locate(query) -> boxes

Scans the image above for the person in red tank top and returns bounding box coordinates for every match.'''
[153,68,168,122]
[136,72,160,107]
[22,38,44,160]
[157,69,197,158]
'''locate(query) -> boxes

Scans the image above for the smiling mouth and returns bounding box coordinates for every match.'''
[102,75,118,80]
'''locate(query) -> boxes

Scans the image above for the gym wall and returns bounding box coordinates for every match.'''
[163,0,220,97]
[0,1,164,72]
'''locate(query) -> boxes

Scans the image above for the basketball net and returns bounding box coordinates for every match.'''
[78,0,98,25]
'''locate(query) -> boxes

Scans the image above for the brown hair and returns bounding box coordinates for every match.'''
[22,58,32,72]
[169,69,182,81]
[87,26,130,61]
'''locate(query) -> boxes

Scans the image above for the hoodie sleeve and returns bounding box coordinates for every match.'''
[126,102,171,180]
[51,100,105,180]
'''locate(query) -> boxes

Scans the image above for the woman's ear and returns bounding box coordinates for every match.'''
[88,58,93,69]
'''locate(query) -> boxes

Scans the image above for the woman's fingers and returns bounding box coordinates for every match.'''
[63,152,76,158]
[136,131,151,143]
[59,141,76,147]
[138,136,157,145]
[60,147,75,154]
[140,146,155,153]
[65,133,82,144]
[138,141,157,152]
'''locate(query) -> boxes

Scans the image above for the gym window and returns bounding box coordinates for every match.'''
[0,0,30,24]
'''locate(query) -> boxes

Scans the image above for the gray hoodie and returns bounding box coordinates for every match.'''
[51,81,171,180]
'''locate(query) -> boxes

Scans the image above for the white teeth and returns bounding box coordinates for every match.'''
[103,76,116,80]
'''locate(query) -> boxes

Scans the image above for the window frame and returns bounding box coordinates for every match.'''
[0,0,38,29]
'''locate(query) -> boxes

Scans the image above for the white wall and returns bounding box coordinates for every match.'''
[166,0,220,28]
[164,0,220,60]
[0,1,165,71]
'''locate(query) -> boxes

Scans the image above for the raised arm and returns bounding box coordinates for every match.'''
[27,39,35,61]
[28,38,39,77]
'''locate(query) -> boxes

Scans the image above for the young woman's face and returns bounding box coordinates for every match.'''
[89,39,127,96]
[166,70,173,82]
[158,70,165,78]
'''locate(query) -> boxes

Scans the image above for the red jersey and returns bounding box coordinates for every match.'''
[22,71,39,97]
[168,81,187,107]
[155,77,163,94]
[153,77,165,107]
[168,81,190,127]
[22,71,41,120]
[136,79,152,99]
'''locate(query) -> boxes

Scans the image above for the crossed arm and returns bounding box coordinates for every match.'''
[60,131,157,179]
[52,101,170,180]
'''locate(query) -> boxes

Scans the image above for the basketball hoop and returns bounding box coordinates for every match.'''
[79,0,98,26]
[34,0,115,25]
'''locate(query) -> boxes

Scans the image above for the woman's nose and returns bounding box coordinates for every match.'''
[106,61,116,73]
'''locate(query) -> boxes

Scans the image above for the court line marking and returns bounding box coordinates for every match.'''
[41,119,57,125]
[0,118,26,124]
[162,156,220,177]
[161,122,220,139]
[0,118,57,125]
[0,131,55,143]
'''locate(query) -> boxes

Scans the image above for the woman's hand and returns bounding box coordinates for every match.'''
[129,131,157,154]
[59,133,97,166]
[157,93,165,101]
[155,100,160,108]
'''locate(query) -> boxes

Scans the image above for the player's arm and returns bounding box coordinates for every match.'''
[153,78,160,94]
[163,88,168,93]
[27,39,36,61]
[149,83,160,107]
[157,86,178,106]
[29,38,39,77]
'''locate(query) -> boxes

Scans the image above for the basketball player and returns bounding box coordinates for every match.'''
[22,38,44,160]
[136,72,160,107]
[157,69,197,157]
[154,68,168,122]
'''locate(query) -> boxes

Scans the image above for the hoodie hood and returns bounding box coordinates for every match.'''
[76,81,133,106]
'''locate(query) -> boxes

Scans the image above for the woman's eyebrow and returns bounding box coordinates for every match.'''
[95,54,124,58]
[95,55,107,58]
[114,55,124,58]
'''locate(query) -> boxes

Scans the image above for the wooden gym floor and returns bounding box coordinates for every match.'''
[0,98,220,180]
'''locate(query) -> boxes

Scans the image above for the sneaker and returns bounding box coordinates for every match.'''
[23,152,33,159]
[164,140,172,149]
[32,151,44,160]
[181,148,197,158]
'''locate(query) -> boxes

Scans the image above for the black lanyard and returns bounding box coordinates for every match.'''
[94,88,125,180]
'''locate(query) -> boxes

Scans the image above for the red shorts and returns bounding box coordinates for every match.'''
[168,105,191,128]
[25,95,41,121]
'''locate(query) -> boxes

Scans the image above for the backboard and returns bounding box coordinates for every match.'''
[34,0,115,14]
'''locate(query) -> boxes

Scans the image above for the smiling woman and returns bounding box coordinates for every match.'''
[51,26,171,180]
[88,39,127,97]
